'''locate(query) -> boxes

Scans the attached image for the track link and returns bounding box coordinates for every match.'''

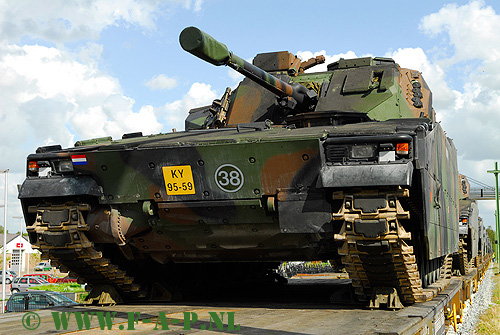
[475,251,484,267]
[333,189,441,305]
[458,240,470,275]
[27,204,144,300]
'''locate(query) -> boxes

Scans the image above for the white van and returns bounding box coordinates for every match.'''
[34,261,51,271]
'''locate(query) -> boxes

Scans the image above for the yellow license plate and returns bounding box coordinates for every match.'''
[162,165,196,195]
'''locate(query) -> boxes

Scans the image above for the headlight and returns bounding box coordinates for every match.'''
[56,160,74,173]
[350,145,376,159]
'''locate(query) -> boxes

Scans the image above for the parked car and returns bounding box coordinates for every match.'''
[24,273,58,283]
[5,291,78,312]
[0,271,14,284]
[10,276,50,293]
[23,273,78,283]
[34,261,51,271]
[7,270,17,279]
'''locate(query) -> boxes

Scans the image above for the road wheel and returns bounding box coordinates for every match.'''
[5,278,11,284]
[11,288,19,293]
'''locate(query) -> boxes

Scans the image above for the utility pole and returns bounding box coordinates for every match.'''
[1,169,8,313]
[487,162,500,273]
[13,216,23,276]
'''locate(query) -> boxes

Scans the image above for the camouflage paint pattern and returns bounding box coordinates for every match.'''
[18,26,467,301]
[417,123,459,258]
[458,198,479,259]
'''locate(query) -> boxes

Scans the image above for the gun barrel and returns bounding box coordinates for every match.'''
[180,27,312,106]
[179,26,231,66]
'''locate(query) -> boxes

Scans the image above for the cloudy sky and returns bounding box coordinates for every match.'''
[0,0,499,233]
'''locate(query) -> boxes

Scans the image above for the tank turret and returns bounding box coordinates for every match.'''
[182,27,435,130]
[180,27,319,114]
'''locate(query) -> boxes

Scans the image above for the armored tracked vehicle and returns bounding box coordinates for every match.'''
[19,27,462,305]
[456,175,493,275]
[455,175,479,275]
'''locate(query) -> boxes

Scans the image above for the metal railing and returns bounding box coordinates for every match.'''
[470,188,500,200]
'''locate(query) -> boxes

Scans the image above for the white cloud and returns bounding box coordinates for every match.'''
[71,96,163,140]
[0,0,205,44]
[145,74,178,90]
[420,0,500,64]
[0,43,163,174]
[0,0,161,43]
[157,82,217,131]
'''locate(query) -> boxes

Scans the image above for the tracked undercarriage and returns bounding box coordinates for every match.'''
[333,188,453,306]
[26,203,146,303]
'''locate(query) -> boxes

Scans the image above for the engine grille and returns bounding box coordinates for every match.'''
[325,146,347,163]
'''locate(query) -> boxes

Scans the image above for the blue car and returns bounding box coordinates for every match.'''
[5,291,78,313]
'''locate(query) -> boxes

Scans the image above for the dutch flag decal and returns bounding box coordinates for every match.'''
[71,154,87,165]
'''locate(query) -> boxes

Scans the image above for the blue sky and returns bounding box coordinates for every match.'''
[0,0,500,233]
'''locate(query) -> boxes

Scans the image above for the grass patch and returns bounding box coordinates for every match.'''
[75,292,89,303]
[476,263,500,335]
[31,283,89,303]
[31,283,84,293]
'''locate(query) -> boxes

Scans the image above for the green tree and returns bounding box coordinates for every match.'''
[487,227,496,249]
[0,255,12,271]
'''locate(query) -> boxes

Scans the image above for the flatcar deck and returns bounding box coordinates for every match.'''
[0,259,491,335]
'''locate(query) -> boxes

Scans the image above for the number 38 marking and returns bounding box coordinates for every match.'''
[215,164,244,193]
